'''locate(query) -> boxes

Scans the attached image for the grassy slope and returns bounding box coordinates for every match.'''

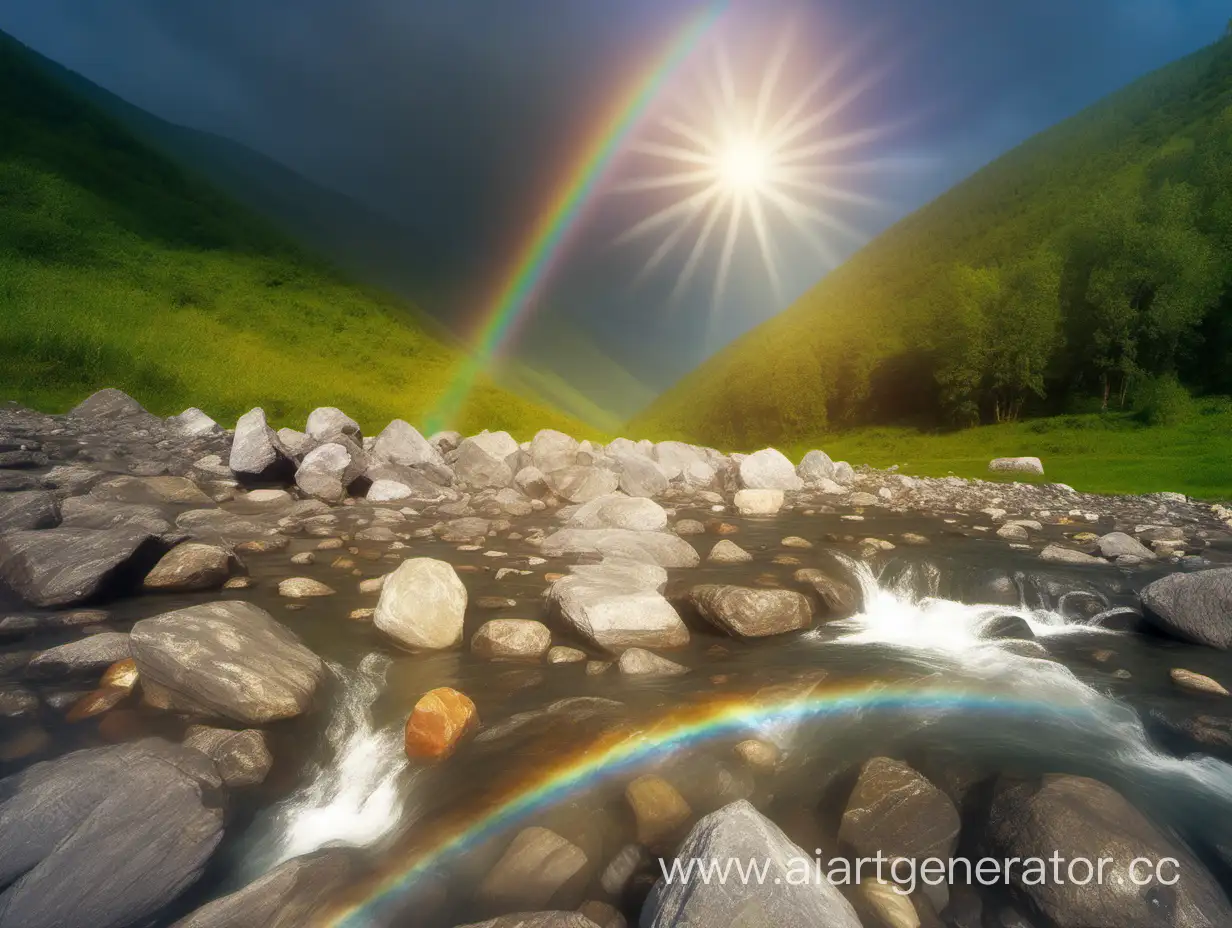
[633,40,1232,446]
[0,31,601,439]
[780,401,1232,500]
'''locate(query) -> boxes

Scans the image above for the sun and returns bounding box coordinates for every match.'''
[614,27,889,308]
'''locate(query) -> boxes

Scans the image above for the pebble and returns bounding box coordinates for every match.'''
[780,536,813,548]
[278,577,336,598]
[290,552,315,566]
[222,577,255,590]
[1171,668,1229,697]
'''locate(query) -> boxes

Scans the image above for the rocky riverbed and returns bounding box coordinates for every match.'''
[3,389,1232,928]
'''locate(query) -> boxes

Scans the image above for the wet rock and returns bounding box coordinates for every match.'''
[0,739,223,928]
[182,725,273,787]
[617,648,688,677]
[641,800,861,928]
[565,495,667,532]
[1140,568,1232,649]
[278,577,335,598]
[130,600,325,724]
[246,488,293,505]
[734,738,780,771]
[733,488,784,515]
[673,519,705,535]
[229,407,293,481]
[477,827,589,912]
[793,568,862,618]
[64,687,129,722]
[1098,531,1155,559]
[707,539,752,563]
[0,525,164,607]
[171,849,356,928]
[0,683,38,720]
[371,419,444,468]
[860,878,921,928]
[738,448,803,491]
[404,686,478,761]
[549,562,689,652]
[989,457,1044,476]
[997,523,1030,542]
[143,543,231,591]
[0,491,59,534]
[987,774,1232,928]
[472,620,552,661]
[1171,668,1229,697]
[26,633,131,679]
[547,646,587,664]
[839,757,960,862]
[375,558,467,650]
[1039,544,1105,566]
[626,774,692,851]
[577,901,624,928]
[457,914,599,928]
[437,516,493,543]
[166,407,220,437]
[689,585,812,638]
[979,614,1036,641]
[101,658,138,691]
[540,529,699,568]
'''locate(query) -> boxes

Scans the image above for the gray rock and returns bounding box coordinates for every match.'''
[514,465,551,498]
[614,453,669,499]
[131,601,325,723]
[171,850,356,928]
[738,448,803,491]
[839,757,960,862]
[1039,544,1106,566]
[707,540,751,563]
[436,516,492,543]
[468,430,521,461]
[295,442,364,503]
[365,462,455,504]
[26,632,130,679]
[989,456,1044,476]
[565,495,667,532]
[832,461,856,484]
[166,408,221,437]
[529,429,579,474]
[617,648,688,676]
[652,441,706,480]
[68,388,160,427]
[641,800,861,928]
[546,466,619,504]
[305,406,361,443]
[143,543,230,591]
[477,826,588,912]
[793,568,861,618]
[276,428,318,460]
[0,526,163,607]
[375,558,467,651]
[182,725,273,787]
[1140,568,1232,649]
[540,529,699,568]
[457,914,599,928]
[59,498,172,536]
[229,408,293,480]
[796,449,835,483]
[0,739,223,928]
[472,620,552,661]
[371,419,444,468]
[689,585,813,638]
[1097,532,1155,559]
[549,561,688,652]
[0,491,59,534]
[988,775,1232,928]
[455,439,515,489]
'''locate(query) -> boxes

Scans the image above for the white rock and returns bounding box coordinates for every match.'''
[367,479,413,502]
[166,407,220,437]
[734,489,784,515]
[374,558,467,650]
[739,448,803,491]
[371,419,444,468]
[567,494,668,532]
[989,456,1044,476]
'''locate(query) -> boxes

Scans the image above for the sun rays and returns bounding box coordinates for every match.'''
[614,25,894,308]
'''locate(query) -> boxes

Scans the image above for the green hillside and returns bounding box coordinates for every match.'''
[0,30,598,439]
[634,36,1232,447]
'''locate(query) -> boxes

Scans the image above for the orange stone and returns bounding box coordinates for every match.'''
[100,658,139,693]
[66,686,129,723]
[404,687,478,762]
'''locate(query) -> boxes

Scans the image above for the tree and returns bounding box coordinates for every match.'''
[984,252,1063,421]
[933,264,998,426]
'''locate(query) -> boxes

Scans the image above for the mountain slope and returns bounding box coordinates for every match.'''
[634,36,1232,447]
[0,29,595,438]
[21,44,649,430]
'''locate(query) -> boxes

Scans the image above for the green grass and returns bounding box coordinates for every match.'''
[0,31,600,440]
[777,400,1232,500]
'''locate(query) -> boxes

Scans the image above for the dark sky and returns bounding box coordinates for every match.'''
[2,0,1229,387]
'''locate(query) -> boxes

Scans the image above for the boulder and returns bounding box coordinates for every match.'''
[832,461,856,484]
[652,441,705,480]
[457,914,599,928]
[1097,532,1154,559]
[613,453,669,499]
[641,800,861,928]
[545,466,619,504]
[295,441,365,503]
[539,529,699,568]
[733,489,784,516]
[793,568,862,618]
[1140,568,1232,649]
[529,429,579,474]
[987,775,1232,927]
[626,774,692,851]
[68,388,161,427]
[143,543,230,591]
[549,562,689,652]
[455,439,514,489]
[171,850,356,928]
[0,491,59,534]
[988,456,1044,475]
[839,757,960,862]
[26,633,131,679]
[689,585,813,638]
[739,448,803,491]
[182,725,273,787]
[130,601,325,724]
[166,407,220,437]
[375,558,467,650]
[796,449,835,483]
[0,525,163,608]
[1039,544,1106,566]
[477,827,588,912]
[305,406,361,443]
[371,419,444,468]
[565,495,667,532]
[514,466,551,499]
[276,428,317,460]
[707,540,752,564]
[617,648,688,677]
[472,620,552,661]
[365,462,455,504]
[404,687,478,761]
[0,739,223,928]
[229,408,293,480]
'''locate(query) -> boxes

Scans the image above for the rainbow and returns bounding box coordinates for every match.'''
[424,4,728,434]
[326,680,1094,926]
